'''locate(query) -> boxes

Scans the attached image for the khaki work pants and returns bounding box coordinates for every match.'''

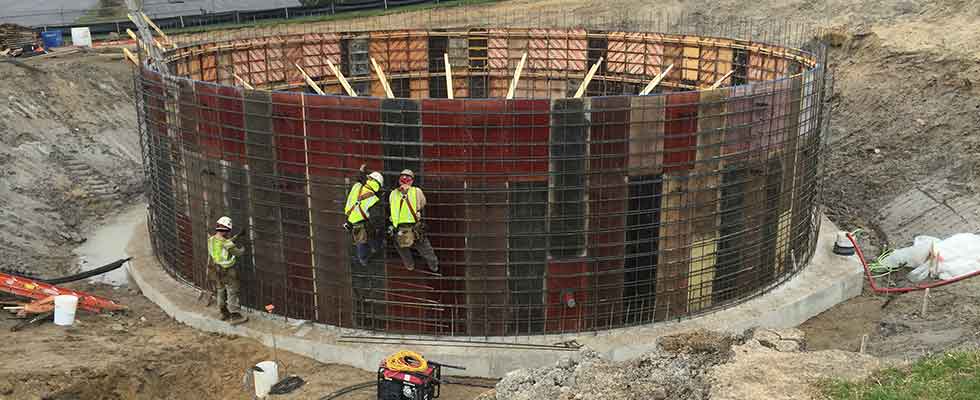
[214,266,240,312]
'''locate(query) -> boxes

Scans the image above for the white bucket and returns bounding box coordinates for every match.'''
[70,27,92,47]
[53,295,79,326]
[253,361,279,398]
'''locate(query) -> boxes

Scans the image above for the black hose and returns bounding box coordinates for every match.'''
[269,375,306,395]
[319,381,375,400]
[42,258,131,285]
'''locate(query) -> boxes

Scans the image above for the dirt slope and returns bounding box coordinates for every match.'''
[0,51,143,277]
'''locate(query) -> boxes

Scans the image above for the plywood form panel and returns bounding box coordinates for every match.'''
[698,39,734,86]
[408,32,428,72]
[681,36,700,82]
[527,28,550,72]
[656,172,691,321]
[588,96,629,329]
[628,95,665,175]
[686,88,728,311]
[661,40,685,86]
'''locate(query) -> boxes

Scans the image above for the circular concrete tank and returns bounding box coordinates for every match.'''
[138,22,828,336]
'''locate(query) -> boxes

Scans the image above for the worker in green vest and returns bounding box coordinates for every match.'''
[207,216,248,325]
[388,169,439,272]
[344,165,385,266]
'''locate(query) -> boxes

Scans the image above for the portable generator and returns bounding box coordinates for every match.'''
[377,358,441,400]
[377,351,466,400]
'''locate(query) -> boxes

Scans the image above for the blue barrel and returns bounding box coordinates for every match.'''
[41,30,64,49]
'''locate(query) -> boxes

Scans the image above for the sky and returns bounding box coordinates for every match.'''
[0,0,299,27]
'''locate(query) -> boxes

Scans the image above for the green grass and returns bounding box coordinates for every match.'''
[819,351,980,400]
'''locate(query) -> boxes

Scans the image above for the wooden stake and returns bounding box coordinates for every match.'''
[294,63,325,95]
[709,70,736,89]
[921,288,930,317]
[325,59,357,97]
[232,72,254,90]
[859,334,868,354]
[506,52,527,100]
[125,29,149,53]
[444,53,454,99]
[370,57,394,99]
[574,56,603,99]
[640,64,674,95]
[125,17,165,52]
[122,47,139,65]
[140,12,176,49]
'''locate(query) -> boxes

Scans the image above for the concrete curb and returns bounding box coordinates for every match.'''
[126,214,863,378]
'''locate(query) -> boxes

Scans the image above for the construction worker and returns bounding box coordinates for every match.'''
[208,216,247,325]
[388,169,439,272]
[344,165,385,266]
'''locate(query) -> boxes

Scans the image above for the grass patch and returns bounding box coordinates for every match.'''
[164,0,499,35]
[819,350,980,400]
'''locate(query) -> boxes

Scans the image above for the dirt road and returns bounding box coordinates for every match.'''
[0,283,494,400]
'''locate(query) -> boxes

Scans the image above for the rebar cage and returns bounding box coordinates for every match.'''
[137,11,830,337]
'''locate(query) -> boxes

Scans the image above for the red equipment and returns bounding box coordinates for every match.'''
[0,272,126,313]
[377,359,441,400]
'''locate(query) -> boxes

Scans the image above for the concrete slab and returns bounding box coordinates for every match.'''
[126,213,863,378]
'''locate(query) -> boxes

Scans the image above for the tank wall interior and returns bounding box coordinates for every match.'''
[138,27,829,336]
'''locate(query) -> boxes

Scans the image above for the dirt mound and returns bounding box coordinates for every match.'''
[0,51,142,277]
[493,330,736,400]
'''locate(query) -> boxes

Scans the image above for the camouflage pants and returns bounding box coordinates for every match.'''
[214,266,240,312]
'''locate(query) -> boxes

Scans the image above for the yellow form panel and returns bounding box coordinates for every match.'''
[688,233,717,312]
[682,36,700,81]
[775,209,792,275]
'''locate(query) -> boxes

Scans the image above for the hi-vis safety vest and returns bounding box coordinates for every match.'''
[208,235,237,269]
[344,179,381,224]
[389,186,420,226]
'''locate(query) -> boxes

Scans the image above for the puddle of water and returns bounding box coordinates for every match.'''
[73,203,147,286]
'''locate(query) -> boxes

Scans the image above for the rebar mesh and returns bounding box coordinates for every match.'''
[137,15,830,336]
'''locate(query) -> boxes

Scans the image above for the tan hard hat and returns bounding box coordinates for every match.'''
[400,169,415,178]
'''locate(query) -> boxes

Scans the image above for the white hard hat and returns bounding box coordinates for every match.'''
[400,169,415,178]
[216,216,232,231]
[368,171,384,186]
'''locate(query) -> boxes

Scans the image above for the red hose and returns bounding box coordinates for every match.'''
[847,232,980,293]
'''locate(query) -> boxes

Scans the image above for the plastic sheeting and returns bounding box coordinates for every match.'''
[883,234,980,282]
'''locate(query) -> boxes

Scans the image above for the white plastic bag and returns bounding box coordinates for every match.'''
[900,234,980,282]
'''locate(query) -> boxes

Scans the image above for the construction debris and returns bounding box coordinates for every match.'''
[0,23,37,57]
[0,271,126,314]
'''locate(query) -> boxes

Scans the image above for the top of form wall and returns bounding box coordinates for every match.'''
[161,25,822,99]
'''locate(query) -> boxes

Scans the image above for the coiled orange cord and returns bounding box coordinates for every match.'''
[385,350,428,372]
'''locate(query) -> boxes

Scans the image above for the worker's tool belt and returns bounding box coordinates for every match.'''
[396,223,420,248]
[351,221,368,244]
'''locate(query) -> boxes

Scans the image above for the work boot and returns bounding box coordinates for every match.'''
[228,312,248,325]
[429,264,439,273]
[405,263,415,271]
[220,306,231,321]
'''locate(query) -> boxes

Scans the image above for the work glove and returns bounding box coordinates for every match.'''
[343,222,353,232]
[387,225,395,237]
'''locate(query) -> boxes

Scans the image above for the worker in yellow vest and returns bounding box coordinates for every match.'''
[344,166,385,266]
[388,169,439,272]
[207,216,247,325]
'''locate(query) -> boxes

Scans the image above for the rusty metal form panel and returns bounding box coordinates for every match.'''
[465,179,508,336]
[588,96,629,329]
[628,95,665,175]
[271,92,315,320]
[487,28,509,71]
[194,83,224,159]
[217,86,246,164]
[663,92,699,172]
